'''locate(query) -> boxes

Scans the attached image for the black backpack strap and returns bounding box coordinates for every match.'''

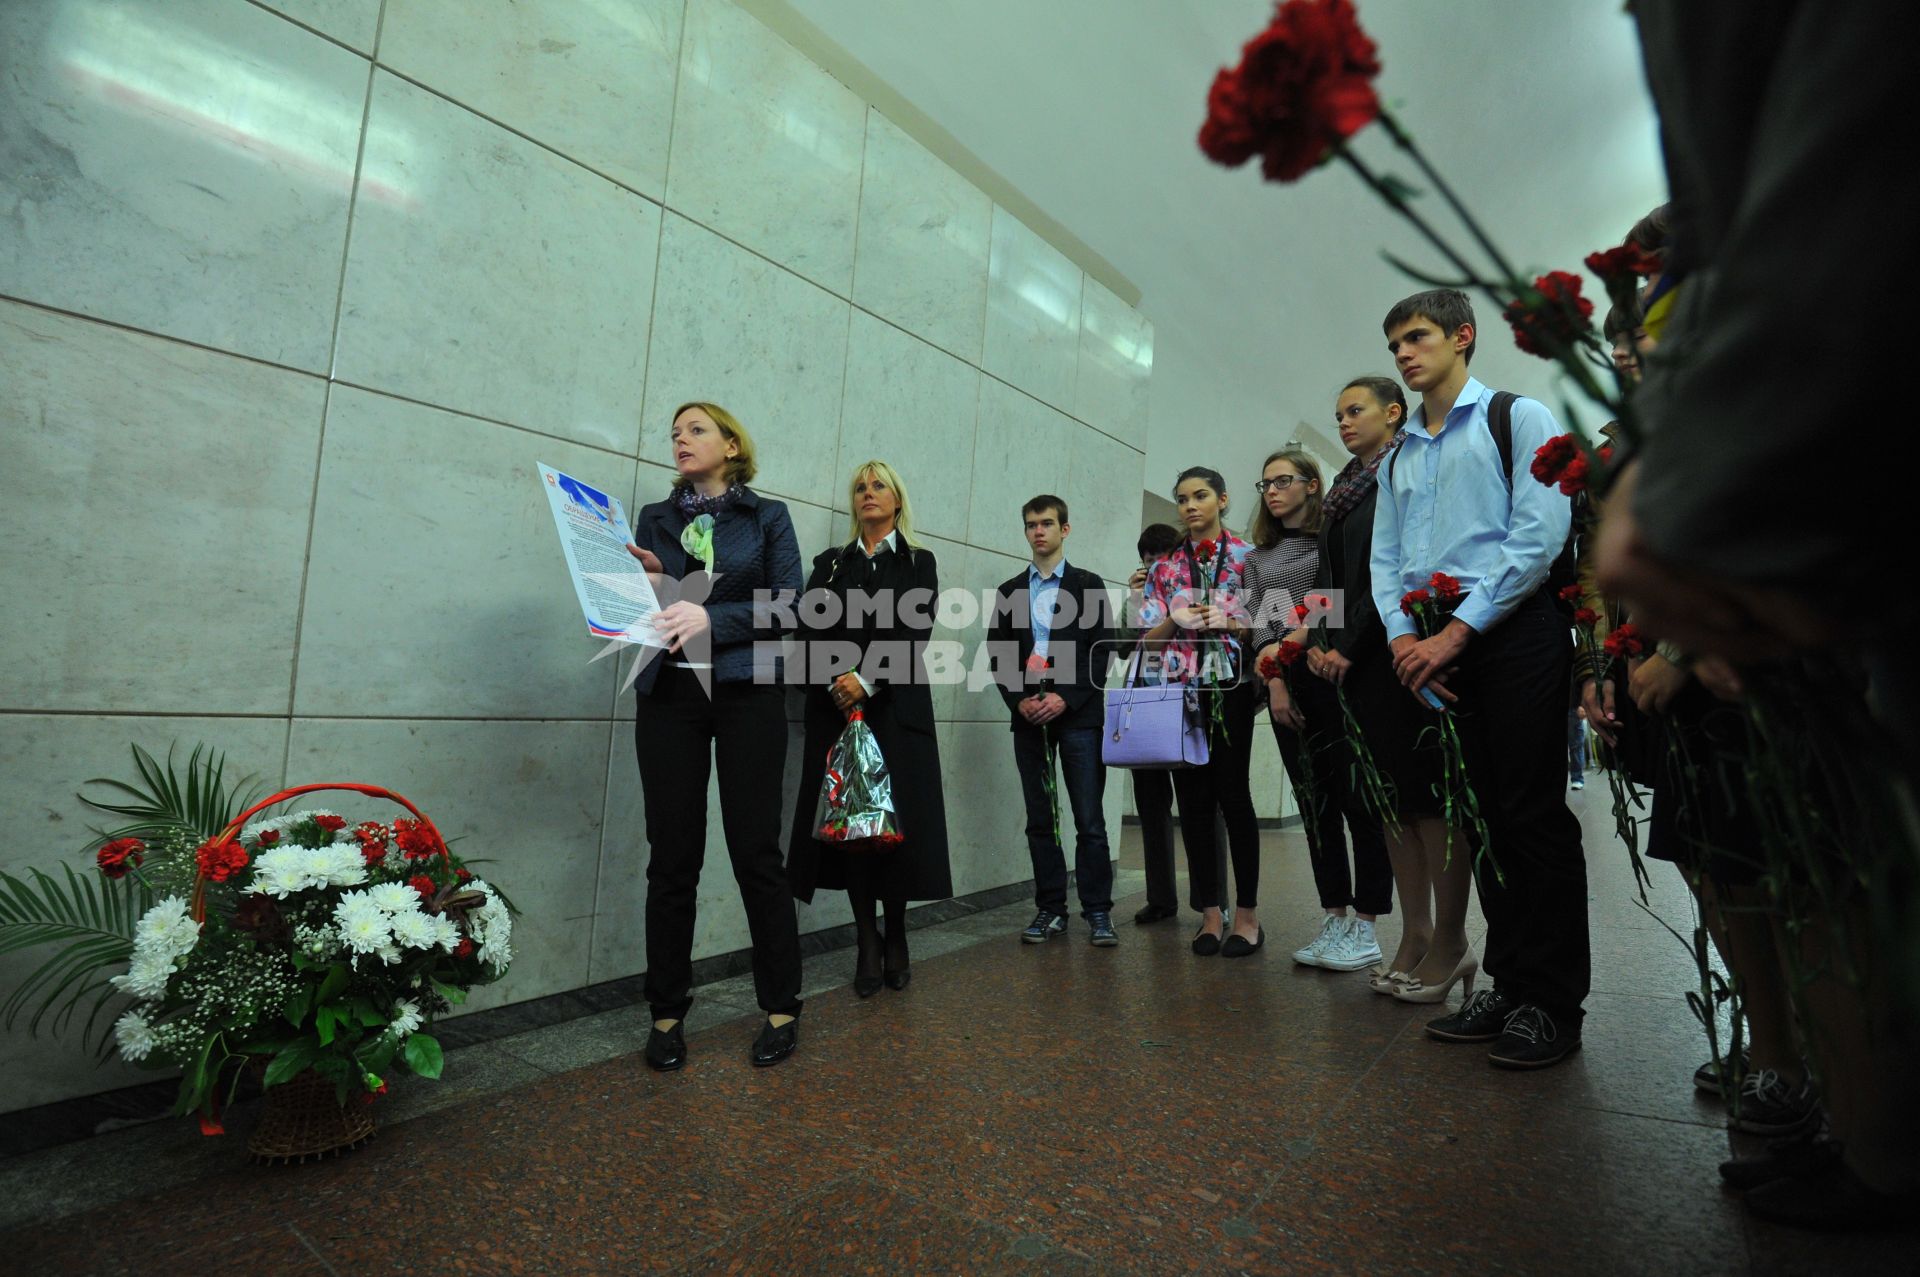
[1486,391,1519,489]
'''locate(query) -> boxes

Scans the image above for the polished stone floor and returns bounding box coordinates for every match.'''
[0,787,1904,1274]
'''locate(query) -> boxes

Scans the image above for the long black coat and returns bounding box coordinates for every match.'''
[787,539,953,903]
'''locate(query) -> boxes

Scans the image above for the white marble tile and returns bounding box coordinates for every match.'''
[379,0,683,200]
[253,0,382,52]
[637,214,850,510]
[0,712,291,1112]
[852,109,991,364]
[664,0,864,294]
[287,717,612,1012]
[937,721,1034,898]
[1065,423,1148,586]
[927,539,1026,726]
[0,0,367,371]
[966,376,1076,562]
[981,206,1083,413]
[1075,275,1154,450]
[834,311,979,543]
[0,302,324,713]
[293,387,631,719]
[334,71,659,455]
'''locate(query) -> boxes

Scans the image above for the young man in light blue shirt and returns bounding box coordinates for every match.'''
[1369,288,1589,1068]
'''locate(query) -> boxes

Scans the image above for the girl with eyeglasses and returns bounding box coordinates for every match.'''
[1247,447,1393,975]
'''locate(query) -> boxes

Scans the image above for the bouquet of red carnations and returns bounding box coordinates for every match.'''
[813,710,904,850]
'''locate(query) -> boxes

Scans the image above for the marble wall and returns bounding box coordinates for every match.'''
[0,0,1152,1110]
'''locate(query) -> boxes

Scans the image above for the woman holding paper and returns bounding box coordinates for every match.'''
[788,460,953,997]
[625,402,804,1070]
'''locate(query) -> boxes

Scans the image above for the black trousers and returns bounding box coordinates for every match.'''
[1448,593,1590,1024]
[1015,724,1113,916]
[1172,680,1263,909]
[1273,677,1393,915]
[634,665,803,1020]
[1138,768,1228,912]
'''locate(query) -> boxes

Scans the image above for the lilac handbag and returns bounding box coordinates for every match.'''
[1102,650,1211,769]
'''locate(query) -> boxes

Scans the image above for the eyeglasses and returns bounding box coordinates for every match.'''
[1255,476,1308,494]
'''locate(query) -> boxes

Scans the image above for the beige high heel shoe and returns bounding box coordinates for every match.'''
[1390,951,1478,1004]
[1368,965,1414,995]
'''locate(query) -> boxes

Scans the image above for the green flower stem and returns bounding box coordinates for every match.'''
[1311,622,1400,837]
[1408,600,1498,884]
[1378,111,1526,294]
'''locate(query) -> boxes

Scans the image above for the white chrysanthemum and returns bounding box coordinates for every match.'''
[131,897,200,963]
[387,999,423,1038]
[375,942,402,966]
[307,844,367,889]
[249,846,310,898]
[388,908,437,950]
[363,882,417,914]
[239,813,295,844]
[428,913,461,953]
[333,892,391,954]
[110,954,174,1000]
[113,1008,158,1062]
[476,903,512,969]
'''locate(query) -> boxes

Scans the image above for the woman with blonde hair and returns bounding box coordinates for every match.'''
[625,402,805,1069]
[788,461,953,995]
[1248,445,1394,974]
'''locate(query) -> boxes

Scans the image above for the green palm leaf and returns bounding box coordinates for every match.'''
[0,865,149,1054]
[79,742,261,842]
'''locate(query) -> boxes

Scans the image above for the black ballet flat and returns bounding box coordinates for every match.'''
[1221,928,1266,958]
[1191,929,1223,956]
[644,1022,686,1072]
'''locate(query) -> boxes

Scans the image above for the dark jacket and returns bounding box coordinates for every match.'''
[627,487,801,695]
[1313,486,1386,664]
[787,538,952,903]
[985,562,1115,734]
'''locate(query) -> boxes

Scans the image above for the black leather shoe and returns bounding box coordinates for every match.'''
[750,1019,798,1067]
[1191,928,1223,956]
[1221,927,1265,958]
[644,1022,686,1072]
[884,966,911,991]
[1424,989,1515,1043]
[1133,903,1178,925]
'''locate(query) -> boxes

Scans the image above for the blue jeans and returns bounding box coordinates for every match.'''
[1014,724,1113,916]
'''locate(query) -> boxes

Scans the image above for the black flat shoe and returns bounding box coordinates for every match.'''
[854,929,883,998]
[644,1023,686,1072]
[1191,929,1223,956]
[1221,928,1265,958]
[751,1019,798,1067]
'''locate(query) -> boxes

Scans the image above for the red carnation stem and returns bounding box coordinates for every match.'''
[190,783,447,922]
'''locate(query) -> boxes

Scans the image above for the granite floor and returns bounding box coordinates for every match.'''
[0,787,1905,1275]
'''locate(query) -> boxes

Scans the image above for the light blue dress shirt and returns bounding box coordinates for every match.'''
[1369,376,1573,641]
[1027,559,1066,660]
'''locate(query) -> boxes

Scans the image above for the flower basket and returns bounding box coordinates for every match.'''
[0,747,516,1151]
[247,1065,376,1164]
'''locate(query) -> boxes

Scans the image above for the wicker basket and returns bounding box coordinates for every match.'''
[248,1066,376,1164]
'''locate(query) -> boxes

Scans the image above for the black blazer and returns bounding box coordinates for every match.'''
[1314,486,1386,663]
[986,562,1115,734]
[628,486,801,695]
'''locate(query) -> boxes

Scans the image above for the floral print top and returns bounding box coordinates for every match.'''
[1135,530,1255,684]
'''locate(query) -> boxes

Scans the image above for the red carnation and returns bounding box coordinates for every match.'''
[1584,241,1662,291]
[393,818,446,861]
[1290,603,1310,623]
[1276,640,1306,667]
[409,874,437,902]
[1024,651,1050,675]
[453,937,476,959]
[1505,271,1595,358]
[1198,0,1382,183]
[1530,433,1579,487]
[194,837,249,883]
[96,837,146,880]
[1429,572,1461,601]
[1194,539,1218,562]
[1572,607,1600,627]
[1557,453,1590,496]
[1257,652,1281,681]
[455,866,472,882]
[256,829,279,847]
[1603,624,1647,661]
[313,814,346,832]
[1304,593,1332,614]
[1557,583,1583,603]
[1398,588,1431,617]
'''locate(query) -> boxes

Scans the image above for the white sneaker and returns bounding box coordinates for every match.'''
[1318,918,1384,971]
[1291,915,1348,967]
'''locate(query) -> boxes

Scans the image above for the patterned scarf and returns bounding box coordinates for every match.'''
[1321,431,1404,524]
[672,481,744,519]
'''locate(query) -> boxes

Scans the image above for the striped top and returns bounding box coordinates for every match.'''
[1245,528,1322,655]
